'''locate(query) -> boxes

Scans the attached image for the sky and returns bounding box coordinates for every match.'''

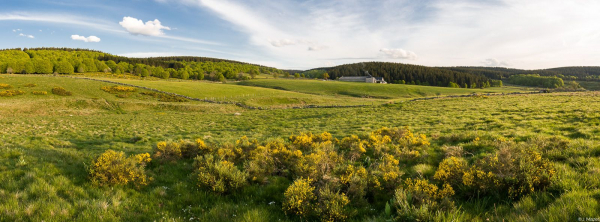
[1,0,600,70]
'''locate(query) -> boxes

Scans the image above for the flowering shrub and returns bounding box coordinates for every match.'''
[52,87,72,96]
[336,164,368,202]
[154,140,209,161]
[295,143,341,181]
[0,90,25,97]
[31,91,48,95]
[290,132,334,151]
[89,150,152,188]
[140,91,188,102]
[434,157,467,188]
[372,154,404,191]
[101,85,137,93]
[283,177,316,217]
[338,135,366,161]
[316,186,350,222]
[245,145,276,183]
[24,83,37,87]
[194,154,248,193]
[462,146,556,199]
[394,178,455,221]
[0,83,12,89]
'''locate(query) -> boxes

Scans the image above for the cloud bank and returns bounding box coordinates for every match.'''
[71,35,101,42]
[380,48,417,60]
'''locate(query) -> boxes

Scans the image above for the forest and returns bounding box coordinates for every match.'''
[441,66,600,81]
[0,48,285,81]
[313,62,493,88]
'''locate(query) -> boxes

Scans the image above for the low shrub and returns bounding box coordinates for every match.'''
[89,150,152,188]
[316,186,351,222]
[394,178,455,221]
[31,91,48,95]
[153,139,209,161]
[283,177,316,218]
[52,87,72,96]
[0,90,25,97]
[0,83,12,89]
[101,85,137,93]
[140,91,188,102]
[289,132,335,151]
[434,157,468,188]
[24,83,37,87]
[462,146,556,199]
[194,154,248,193]
[372,154,404,191]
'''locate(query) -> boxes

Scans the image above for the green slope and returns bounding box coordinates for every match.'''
[236,79,529,99]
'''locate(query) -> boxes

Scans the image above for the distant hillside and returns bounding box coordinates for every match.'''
[303,62,495,88]
[0,48,285,81]
[440,66,600,81]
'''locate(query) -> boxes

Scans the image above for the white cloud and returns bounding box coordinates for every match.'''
[308,46,328,51]
[71,35,101,42]
[18,33,34,39]
[172,0,600,69]
[380,48,417,60]
[0,13,219,45]
[12,28,20,32]
[268,39,296,47]
[483,58,509,67]
[0,13,124,33]
[119,16,171,36]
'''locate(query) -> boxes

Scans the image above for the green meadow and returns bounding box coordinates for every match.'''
[1,74,599,221]
[236,79,527,100]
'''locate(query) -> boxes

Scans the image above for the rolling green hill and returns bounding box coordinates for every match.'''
[236,79,528,99]
[0,75,240,117]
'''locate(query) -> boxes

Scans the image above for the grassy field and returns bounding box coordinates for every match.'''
[1,74,599,221]
[98,78,394,108]
[236,79,530,100]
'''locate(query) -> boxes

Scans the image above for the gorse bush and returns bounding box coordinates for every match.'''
[316,186,351,222]
[153,139,209,161]
[462,146,556,199]
[283,177,316,218]
[0,83,12,89]
[434,157,468,189]
[140,91,187,102]
[0,89,25,97]
[394,178,455,221]
[31,91,48,95]
[89,150,152,188]
[194,154,248,194]
[51,87,72,96]
[101,85,137,93]
[129,127,555,221]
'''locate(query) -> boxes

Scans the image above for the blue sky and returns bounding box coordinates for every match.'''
[1,0,600,70]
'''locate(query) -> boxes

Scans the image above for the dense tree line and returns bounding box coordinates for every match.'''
[0,48,285,81]
[441,66,600,81]
[508,74,564,88]
[316,62,492,88]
